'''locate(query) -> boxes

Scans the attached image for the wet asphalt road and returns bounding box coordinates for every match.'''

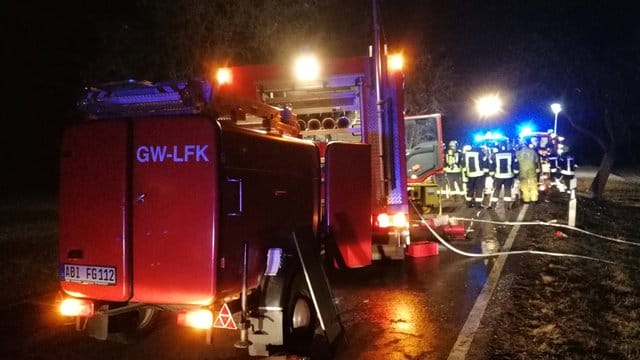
[332,200,519,359]
[2,200,523,360]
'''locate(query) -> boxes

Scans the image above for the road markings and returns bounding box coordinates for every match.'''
[447,204,529,360]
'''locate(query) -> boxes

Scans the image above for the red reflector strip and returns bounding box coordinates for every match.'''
[213,303,237,330]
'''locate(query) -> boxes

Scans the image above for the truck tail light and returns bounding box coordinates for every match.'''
[177,309,213,329]
[375,213,391,228]
[392,213,408,228]
[374,212,408,229]
[59,298,94,317]
[216,68,232,86]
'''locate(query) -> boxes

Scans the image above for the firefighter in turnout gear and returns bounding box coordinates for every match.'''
[490,142,518,209]
[516,140,541,203]
[481,144,494,207]
[444,140,464,198]
[462,144,489,207]
[547,133,561,185]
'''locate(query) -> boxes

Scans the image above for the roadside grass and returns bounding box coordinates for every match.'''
[0,200,59,305]
[478,175,640,359]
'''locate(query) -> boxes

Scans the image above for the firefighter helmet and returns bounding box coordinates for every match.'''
[448,140,458,150]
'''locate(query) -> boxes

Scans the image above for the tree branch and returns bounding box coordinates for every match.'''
[565,113,607,152]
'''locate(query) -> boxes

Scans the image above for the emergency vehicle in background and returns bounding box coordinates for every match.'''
[56,45,457,356]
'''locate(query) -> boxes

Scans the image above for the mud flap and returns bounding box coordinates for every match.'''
[86,305,109,340]
[292,230,346,351]
[247,310,284,356]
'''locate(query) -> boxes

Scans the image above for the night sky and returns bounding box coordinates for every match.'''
[4,1,638,199]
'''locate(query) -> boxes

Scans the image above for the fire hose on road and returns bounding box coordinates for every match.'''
[409,201,637,264]
[450,216,639,247]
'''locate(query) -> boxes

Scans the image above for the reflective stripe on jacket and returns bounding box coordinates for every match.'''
[493,151,517,179]
[445,150,462,173]
[464,151,485,177]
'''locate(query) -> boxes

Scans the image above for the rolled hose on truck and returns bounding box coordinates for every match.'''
[409,201,636,264]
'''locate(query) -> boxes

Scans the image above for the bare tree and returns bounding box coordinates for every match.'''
[84,0,373,81]
[491,5,639,200]
[404,50,457,116]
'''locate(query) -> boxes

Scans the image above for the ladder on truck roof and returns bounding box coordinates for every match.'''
[77,79,301,137]
[77,79,212,119]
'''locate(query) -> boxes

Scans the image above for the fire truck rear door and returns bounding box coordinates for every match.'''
[59,120,131,301]
[324,142,372,268]
[131,116,218,304]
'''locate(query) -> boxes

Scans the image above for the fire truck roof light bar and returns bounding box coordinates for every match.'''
[77,79,213,119]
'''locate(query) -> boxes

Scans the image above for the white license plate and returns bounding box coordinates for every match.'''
[61,264,116,285]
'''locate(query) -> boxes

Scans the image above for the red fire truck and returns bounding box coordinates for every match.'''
[57,50,433,356]
[216,54,412,261]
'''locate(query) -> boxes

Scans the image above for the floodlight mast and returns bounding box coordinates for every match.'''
[551,103,562,134]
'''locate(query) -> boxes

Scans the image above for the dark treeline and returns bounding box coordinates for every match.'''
[4,0,638,199]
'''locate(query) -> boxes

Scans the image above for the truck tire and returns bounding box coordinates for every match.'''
[107,306,159,344]
[283,272,317,356]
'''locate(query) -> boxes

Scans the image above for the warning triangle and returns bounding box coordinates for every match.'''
[213,303,237,330]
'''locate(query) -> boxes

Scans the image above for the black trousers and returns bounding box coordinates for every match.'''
[465,176,485,202]
[494,177,514,201]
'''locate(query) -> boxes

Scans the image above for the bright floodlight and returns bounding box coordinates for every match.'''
[475,95,503,118]
[551,103,562,115]
[294,54,320,82]
[388,53,404,72]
